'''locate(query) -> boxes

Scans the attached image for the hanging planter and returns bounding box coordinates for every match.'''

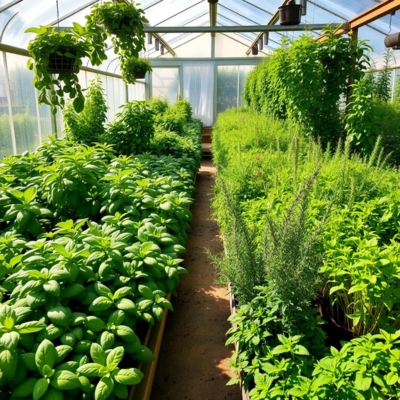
[85,1,148,62]
[25,24,91,113]
[47,46,79,74]
[279,0,302,26]
[120,57,152,84]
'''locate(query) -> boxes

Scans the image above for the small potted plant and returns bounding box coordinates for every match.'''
[26,24,90,113]
[85,1,148,60]
[120,57,152,84]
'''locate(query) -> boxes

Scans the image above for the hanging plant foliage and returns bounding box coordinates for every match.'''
[120,57,152,84]
[26,24,90,114]
[85,1,148,63]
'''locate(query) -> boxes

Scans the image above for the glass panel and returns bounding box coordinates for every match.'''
[7,53,40,153]
[217,65,238,114]
[151,67,179,104]
[0,53,13,159]
[144,0,207,27]
[217,65,255,114]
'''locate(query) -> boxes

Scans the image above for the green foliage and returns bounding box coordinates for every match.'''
[242,26,371,149]
[393,75,400,103]
[372,49,393,103]
[173,99,193,123]
[120,57,152,84]
[148,120,202,163]
[226,286,326,394]
[147,96,169,115]
[85,1,148,85]
[63,76,108,145]
[345,78,376,155]
[370,99,400,166]
[25,24,91,114]
[153,98,194,136]
[0,120,201,398]
[155,108,186,135]
[212,107,400,398]
[104,101,155,155]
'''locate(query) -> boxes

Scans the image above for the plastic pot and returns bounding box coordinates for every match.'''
[279,1,302,26]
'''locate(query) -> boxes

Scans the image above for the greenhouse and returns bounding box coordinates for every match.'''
[1,0,400,399]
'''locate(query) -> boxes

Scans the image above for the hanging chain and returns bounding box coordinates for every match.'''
[388,12,393,35]
[56,0,60,29]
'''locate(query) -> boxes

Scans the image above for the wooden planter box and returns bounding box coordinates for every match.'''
[129,293,172,400]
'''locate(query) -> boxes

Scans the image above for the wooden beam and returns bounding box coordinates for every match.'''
[209,0,218,37]
[246,0,290,56]
[319,0,400,40]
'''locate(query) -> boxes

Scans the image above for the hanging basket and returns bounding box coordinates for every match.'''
[47,47,78,74]
[133,71,147,80]
[104,17,131,35]
[279,2,302,26]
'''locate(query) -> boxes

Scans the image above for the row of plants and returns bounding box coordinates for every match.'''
[63,77,202,163]
[243,26,400,166]
[211,107,400,399]
[26,1,151,113]
[0,93,202,398]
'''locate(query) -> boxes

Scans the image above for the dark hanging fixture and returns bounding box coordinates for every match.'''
[155,38,160,51]
[384,33,400,49]
[148,33,153,45]
[259,38,263,51]
[300,0,307,16]
[384,12,400,49]
[160,44,165,55]
[264,32,269,45]
[252,45,258,55]
[279,0,302,25]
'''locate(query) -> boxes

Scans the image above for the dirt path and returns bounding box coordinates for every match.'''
[150,160,241,400]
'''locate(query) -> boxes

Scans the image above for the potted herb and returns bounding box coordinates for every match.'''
[85,1,148,61]
[26,24,90,113]
[120,57,152,84]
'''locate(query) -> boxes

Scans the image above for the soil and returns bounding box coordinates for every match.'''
[150,160,241,400]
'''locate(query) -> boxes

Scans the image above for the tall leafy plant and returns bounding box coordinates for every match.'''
[103,101,155,155]
[243,26,371,150]
[63,76,108,144]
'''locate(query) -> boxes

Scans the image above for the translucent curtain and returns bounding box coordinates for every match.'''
[0,53,13,159]
[7,53,40,153]
[128,83,146,102]
[183,61,214,127]
[217,65,238,114]
[151,68,180,104]
[106,76,127,122]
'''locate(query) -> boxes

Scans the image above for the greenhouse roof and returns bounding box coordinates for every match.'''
[1,0,400,69]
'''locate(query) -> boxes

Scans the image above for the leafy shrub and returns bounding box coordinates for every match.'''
[147,96,169,115]
[155,108,186,135]
[243,27,371,149]
[173,99,193,122]
[103,100,155,155]
[148,122,202,162]
[0,120,201,399]
[63,76,108,144]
